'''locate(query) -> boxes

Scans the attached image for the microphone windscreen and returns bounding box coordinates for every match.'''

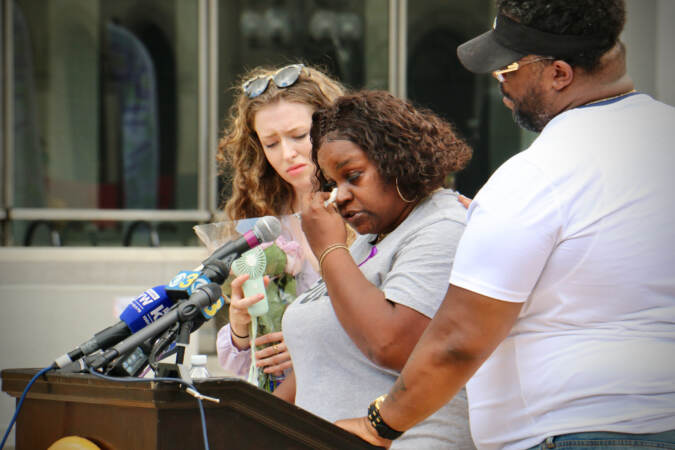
[254,216,282,243]
[119,286,174,333]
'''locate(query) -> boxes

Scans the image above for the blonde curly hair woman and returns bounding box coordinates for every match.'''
[215,64,346,389]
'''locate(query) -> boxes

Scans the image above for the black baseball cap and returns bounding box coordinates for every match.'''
[457,14,608,73]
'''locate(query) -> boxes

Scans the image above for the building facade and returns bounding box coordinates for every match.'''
[2,0,671,248]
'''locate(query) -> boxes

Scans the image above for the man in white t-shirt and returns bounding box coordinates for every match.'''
[336,0,675,449]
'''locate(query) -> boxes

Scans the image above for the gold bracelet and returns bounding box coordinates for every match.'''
[319,243,349,272]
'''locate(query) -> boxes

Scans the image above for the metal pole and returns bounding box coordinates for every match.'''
[2,0,14,245]
[388,0,407,99]
[207,0,218,217]
[197,0,208,213]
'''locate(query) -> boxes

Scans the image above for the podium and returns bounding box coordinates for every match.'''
[1,368,381,449]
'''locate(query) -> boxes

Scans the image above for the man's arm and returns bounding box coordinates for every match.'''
[336,284,522,447]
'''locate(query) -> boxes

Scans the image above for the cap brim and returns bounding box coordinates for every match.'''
[457,29,528,74]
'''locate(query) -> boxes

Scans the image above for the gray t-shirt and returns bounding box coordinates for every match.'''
[282,189,474,449]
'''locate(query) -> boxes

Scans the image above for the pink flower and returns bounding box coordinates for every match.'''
[274,235,304,275]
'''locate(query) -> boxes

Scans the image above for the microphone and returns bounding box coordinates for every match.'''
[55,216,281,372]
[164,215,282,303]
[89,283,223,370]
[209,215,282,261]
[53,286,173,369]
[165,271,225,320]
[199,216,282,284]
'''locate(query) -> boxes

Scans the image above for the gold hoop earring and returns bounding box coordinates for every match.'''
[396,178,415,203]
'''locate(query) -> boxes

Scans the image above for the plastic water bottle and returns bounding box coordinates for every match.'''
[189,354,210,380]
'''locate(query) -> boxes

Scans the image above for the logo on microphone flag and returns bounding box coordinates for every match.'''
[167,270,225,319]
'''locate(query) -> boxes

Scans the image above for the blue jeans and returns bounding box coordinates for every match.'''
[527,430,675,449]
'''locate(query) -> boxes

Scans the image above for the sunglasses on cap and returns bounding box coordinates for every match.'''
[242,64,305,99]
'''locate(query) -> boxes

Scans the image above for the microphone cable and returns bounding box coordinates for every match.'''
[148,322,180,371]
[1,365,56,450]
[0,363,213,450]
[86,367,212,450]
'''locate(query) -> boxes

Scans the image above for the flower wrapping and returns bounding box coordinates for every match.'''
[193,217,303,392]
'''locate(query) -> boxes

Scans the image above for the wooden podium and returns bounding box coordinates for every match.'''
[1,368,381,450]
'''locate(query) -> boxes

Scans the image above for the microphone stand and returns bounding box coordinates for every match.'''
[88,284,222,373]
[89,254,235,378]
[153,255,237,381]
[53,218,280,376]
[155,320,195,382]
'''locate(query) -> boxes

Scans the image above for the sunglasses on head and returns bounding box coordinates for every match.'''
[242,64,305,99]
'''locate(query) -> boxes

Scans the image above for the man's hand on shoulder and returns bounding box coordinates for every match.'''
[458,194,472,209]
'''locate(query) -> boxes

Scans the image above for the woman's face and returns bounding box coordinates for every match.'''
[254,100,315,195]
[317,139,413,236]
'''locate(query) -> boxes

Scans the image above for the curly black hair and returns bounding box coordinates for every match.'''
[497,0,626,71]
[310,90,472,202]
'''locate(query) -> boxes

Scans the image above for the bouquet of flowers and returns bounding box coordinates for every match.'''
[193,217,304,392]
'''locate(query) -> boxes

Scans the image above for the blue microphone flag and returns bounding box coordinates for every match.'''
[119,286,174,333]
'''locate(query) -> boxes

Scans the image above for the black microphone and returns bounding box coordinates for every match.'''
[53,286,173,369]
[88,283,223,371]
[59,217,281,372]
[199,216,282,284]
[164,215,282,307]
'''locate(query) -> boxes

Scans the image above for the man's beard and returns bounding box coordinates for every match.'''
[502,84,554,133]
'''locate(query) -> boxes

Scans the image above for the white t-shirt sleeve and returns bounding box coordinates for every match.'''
[450,156,563,302]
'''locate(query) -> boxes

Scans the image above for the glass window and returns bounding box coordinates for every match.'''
[6,0,389,246]
[13,0,200,210]
[215,0,389,204]
[1,4,4,213]
[10,0,201,245]
[406,0,523,198]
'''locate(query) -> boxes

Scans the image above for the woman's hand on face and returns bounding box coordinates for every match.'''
[300,191,348,256]
[228,274,269,339]
[253,331,292,376]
